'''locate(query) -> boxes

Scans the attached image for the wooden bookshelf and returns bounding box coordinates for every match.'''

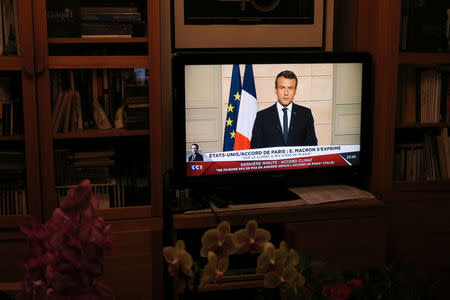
[97,205,152,220]
[0,135,24,141]
[393,180,450,192]
[396,122,450,129]
[0,0,164,298]
[0,57,23,70]
[48,37,148,44]
[48,56,149,69]
[398,52,450,65]
[0,215,29,229]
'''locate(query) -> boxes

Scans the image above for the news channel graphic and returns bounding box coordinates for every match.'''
[186,145,360,176]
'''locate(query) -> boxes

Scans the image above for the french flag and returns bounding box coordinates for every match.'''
[234,64,257,150]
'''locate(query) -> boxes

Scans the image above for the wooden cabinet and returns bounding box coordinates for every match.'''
[0,0,163,298]
[335,0,450,288]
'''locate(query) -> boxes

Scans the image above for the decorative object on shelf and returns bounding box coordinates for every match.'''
[17,180,114,299]
[114,104,125,129]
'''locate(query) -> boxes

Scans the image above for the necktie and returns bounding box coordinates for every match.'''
[282,107,288,144]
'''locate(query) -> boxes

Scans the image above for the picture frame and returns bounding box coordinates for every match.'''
[173,0,330,50]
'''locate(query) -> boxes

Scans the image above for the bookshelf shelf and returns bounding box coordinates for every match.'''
[0,135,24,141]
[0,214,29,229]
[48,37,148,44]
[53,129,149,140]
[0,57,24,70]
[398,52,450,65]
[396,122,450,129]
[97,205,152,221]
[393,180,450,192]
[48,56,149,69]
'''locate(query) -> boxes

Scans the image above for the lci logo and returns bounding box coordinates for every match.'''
[191,165,203,171]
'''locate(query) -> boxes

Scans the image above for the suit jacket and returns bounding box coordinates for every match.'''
[250,103,318,148]
[188,153,203,161]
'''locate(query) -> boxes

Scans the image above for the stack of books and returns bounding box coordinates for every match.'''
[80,6,143,38]
[124,78,149,129]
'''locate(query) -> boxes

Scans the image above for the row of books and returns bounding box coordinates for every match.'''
[54,149,115,186]
[56,176,149,208]
[394,128,450,181]
[47,2,145,38]
[400,0,449,52]
[0,150,25,186]
[0,0,20,56]
[397,67,449,124]
[0,188,27,215]
[50,69,149,133]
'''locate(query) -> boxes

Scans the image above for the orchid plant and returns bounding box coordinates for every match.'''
[162,220,373,300]
[163,220,307,298]
[18,180,114,299]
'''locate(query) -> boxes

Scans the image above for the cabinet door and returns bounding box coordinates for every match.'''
[0,0,41,282]
[0,0,41,222]
[31,0,162,221]
[30,1,163,298]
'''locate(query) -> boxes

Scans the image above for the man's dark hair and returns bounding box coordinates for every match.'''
[191,143,199,149]
[275,70,298,88]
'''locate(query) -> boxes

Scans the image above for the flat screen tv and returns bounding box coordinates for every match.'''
[173,51,372,206]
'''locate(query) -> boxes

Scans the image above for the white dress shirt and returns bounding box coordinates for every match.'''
[276,101,292,132]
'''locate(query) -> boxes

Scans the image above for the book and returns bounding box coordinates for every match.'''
[63,89,73,133]
[53,91,72,133]
[80,12,142,22]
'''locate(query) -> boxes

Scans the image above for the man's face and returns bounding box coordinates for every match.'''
[275,76,297,107]
[191,145,198,154]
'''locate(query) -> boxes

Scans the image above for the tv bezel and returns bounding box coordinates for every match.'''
[172,51,372,192]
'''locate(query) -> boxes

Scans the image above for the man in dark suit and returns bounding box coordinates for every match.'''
[250,70,318,148]
[188,143,204,161]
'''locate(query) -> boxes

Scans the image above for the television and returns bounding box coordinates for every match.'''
[172,51,372,207]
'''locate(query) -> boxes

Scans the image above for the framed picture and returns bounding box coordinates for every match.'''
[173,0,328,49]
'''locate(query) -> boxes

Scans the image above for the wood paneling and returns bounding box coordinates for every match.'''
[0,237,26,282]
[387,198,450,287]
[285,217,386,271]
[100,218,163,299]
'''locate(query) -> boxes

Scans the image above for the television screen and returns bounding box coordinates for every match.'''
[173,52,371,190]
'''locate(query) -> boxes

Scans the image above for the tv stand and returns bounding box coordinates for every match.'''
[190,180,300,209]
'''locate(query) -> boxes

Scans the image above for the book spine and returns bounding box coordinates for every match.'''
[80,13,141,22]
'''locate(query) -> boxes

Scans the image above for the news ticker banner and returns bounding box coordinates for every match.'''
[186,145,360,176]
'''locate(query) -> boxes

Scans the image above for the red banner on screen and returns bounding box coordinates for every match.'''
[187,154,350,176]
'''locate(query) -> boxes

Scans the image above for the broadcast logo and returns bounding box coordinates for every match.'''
[191,165,203,171]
